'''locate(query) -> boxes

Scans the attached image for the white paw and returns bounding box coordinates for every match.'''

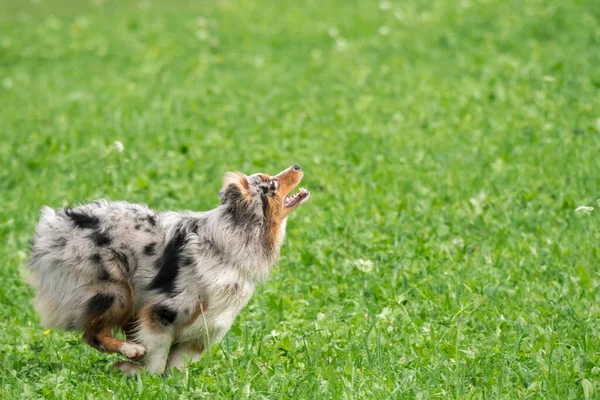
[119,342,146,359]
[114,361,141,377]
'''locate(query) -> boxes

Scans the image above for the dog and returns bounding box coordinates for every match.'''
[25,165,309,375]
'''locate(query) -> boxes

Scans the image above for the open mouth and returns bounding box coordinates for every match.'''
[284,187,310,208]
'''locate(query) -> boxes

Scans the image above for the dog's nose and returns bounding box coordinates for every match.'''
[292,164,301,171]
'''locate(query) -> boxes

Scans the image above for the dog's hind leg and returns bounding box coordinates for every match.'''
[82,286,145,359]
[83,326,145,359]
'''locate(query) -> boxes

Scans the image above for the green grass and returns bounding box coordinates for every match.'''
[1,0,599,398]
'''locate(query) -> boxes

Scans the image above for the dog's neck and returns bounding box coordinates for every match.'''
[202,207,286,282]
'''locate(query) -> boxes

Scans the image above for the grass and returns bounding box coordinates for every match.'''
[1,0,599,398]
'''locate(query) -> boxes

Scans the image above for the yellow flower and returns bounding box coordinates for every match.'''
[43,330,50,335]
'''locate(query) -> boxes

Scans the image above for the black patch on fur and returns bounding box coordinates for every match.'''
[144,214,157,227]
[91,337,102,348]
[98,268,110,281]
[87,293,114,316]
[151,305,177,326]
[144,242,157,256]
[90,230,111,247]
[149,226,188,295]
[65,208,100,229]
[134,224,142,230]
[260,192,269,216]
[90,253,110,280]
[188,219,201,233]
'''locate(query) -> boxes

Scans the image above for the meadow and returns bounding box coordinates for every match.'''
[1,0,599,398]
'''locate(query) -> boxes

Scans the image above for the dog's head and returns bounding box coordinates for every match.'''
[219,165,310,223]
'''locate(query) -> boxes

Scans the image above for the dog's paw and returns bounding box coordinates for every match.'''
[114,361,142,377]
[119,342,146,359]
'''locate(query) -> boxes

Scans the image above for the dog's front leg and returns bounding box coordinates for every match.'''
[167,342,205,370]
[115,303,177,376]
[114,326,173,376]
[139,326,173,374]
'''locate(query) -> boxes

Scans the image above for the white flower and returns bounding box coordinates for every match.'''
[354,258,374,273]
[316,312,325,321]
[451,237,465,248]
[334,38,347,51]
[328,27,339,37]
[113,141,124,152]
[421,323,431,335]
[469,191,487,216]
[575,206,594,214]
[376,306,393,321]
[543,76,556,82]
[379,1,392,10]
[395,9,405,20]
[378,26,390,36]
[270,329,280,337]
[196,30,209,41]
[254,56,264,68]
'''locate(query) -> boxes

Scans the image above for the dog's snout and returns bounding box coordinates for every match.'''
[291,164,301,171]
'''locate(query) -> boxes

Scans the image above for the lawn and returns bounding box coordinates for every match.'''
[1,0,599,398]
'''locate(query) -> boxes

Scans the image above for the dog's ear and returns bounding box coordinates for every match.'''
[219,172,251,204]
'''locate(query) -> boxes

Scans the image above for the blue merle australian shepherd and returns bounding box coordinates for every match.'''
[26,165,309,375]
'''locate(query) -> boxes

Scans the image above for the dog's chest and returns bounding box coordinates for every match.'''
[176,277,255,344]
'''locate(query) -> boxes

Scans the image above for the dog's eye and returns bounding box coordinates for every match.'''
[258,179,277,194]
[259,184,269,193]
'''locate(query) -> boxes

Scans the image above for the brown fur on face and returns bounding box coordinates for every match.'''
[273,167,305,213]
[262,166,306,249]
